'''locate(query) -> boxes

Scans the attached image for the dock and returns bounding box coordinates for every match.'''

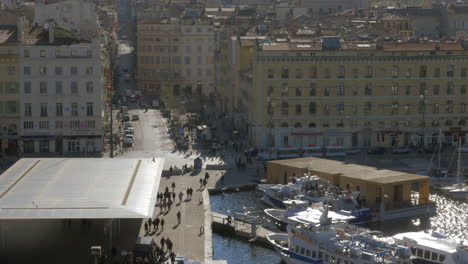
[211,212,274,248]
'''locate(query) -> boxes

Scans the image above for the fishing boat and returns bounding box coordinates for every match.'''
[267,222,412,264]
[265,192,371,230]
[259,174,331,208]
[393,231,468,264]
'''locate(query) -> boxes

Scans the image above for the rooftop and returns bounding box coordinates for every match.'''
[0,158,164,219]
[268,157,428,184]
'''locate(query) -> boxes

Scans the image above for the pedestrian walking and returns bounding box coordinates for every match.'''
[160,236,165,250]
[153,217,159,232]
[147,218,153,232]
[170,252,176,264]
[199,178,203,189]
[171,182,175,191]
[160,218,165,230]
[189,188,193,198]
[166,238,173,253]
[178,191,183,203]
[171,192,175,202]
[144,222,148,235]
[177,211,181,225]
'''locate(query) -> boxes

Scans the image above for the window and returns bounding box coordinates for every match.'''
[420,65,427,78]
[324,87,330,96]
[71,103,78,116]
[39,121,49,129]
[337,65,345,78]
[24,103,31,117]
[424,250,430,259]
[71,81,78,95]
[56,103,63,117]
[461,85,467,95]
[365,102,372,113]
[392,102,399,114]
[87,49,92,57]
[24,121,33,129]
[309,83,316,96]
[281,68,289,78]
[5,101,16,114]
[267,69,274,79]
[419,101,426,114]
[281,122,289,128]
[406,68,412,78]
[310,66,317,78]
[366,66,373,78]
[70,120,80,128]
[86,103,94,116]
[294,122,302,128]
[281,102,289,115]
[40,82,47,94]
[71,66,78,75]
[337,83,344,96]
[84,66,93,75]
[55,121,63,129]
[23,49,30,58]
[434,67,440,77]
[71,49,77,56]
[40,49,46,57]
[281,83,289,96]
[405,85,411,96]
[55,66,63,75]
[447,82,454,95]
[86,120,96,128]
[295,88,302,96]
[391,83,399,96]
[295,104,302,115]
[392,65,399,78]
[56,81,63,94]
[447,65,454,77]
[55,49,61,57]
[24,81,31,94]
[336,102,344,113]
[324,104,330,114]
[308,122,316,128]
[461,67,467,77]
[433,85,440,95]
[461,103,466,113]
[365,84,372,96]
[433,103,439,113]
[309,102,316,114]
[40,103,48,117]
[306,250,310,257]
[420,82,427,96]
[39,66,47,76]
[447,100,453,113]
[23,66,31,75]
[68,140,81,152]
[86,82,93,93]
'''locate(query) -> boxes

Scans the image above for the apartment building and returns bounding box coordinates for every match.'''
[18,25,104,154]
[244,38,468,150]
[136,17,215,106]
[0,25,20,154]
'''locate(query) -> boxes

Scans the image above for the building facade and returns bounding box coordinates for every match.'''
[245,39,468,150]
[18,28,104,154]
[136,18,215,105]
[0,26,20,154]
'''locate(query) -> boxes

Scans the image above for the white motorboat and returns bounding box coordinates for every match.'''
[267,222,412,264]
[393,231,468,264]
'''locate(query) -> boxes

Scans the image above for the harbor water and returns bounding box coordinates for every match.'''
[210,191,468,263]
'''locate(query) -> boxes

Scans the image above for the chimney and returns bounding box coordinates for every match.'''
[49,21,55,44]
[17,16,24,43]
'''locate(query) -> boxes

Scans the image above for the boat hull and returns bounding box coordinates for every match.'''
[267,233,323,264]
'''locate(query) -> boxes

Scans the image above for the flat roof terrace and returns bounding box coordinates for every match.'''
[0,158,164,219]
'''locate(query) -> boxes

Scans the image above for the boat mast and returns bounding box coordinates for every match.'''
[438,128,442,171]
[456,137,461,186]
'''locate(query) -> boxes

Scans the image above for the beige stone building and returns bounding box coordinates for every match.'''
[241,38,468,151]
[0,25,20,154]
[136,17,215,107]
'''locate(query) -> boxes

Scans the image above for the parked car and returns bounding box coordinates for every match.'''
[129,94,137,103]
[124,134,134,141]
[346,149,361,155]
[123,138,133,147]
[460,144,468,153]
[124,129,134,135]
[122,115,130,122]
[392,146,410,154]
[124,122,133,129]
[244,147,259,157]
[132,114,139,121]
[367,147,386,154]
